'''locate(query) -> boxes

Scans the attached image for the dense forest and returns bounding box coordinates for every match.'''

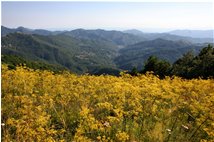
[2,44,214,79]
[130,44,214,79]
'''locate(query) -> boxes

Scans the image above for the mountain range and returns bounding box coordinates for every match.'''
[169,30,214,38]
[123,29,213,43]
[1,26,213,74]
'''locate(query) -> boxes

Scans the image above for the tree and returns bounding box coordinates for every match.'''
[171,45,214,79]
[142,56,159,73]
[156,60,171,78]
[171,51,195,78]
[193,44,214,78]
[130,67,138,76]
[142,56,171,78]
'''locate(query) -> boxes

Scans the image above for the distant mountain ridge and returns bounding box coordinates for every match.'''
[123,28,213,44]
[62,29,144,46]
[169,29,214,39]
[2,26,145,46]
[1,26,64,36]
[123,28,214,39]
[1,26,213,74]
[123,29,144,35]
[2,26,214,44]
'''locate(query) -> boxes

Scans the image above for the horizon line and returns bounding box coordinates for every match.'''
[2,25,214,33]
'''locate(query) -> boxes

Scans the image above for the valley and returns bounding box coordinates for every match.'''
[1,26,213,75]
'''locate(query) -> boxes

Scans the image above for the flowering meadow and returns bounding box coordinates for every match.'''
[2,65,214,142]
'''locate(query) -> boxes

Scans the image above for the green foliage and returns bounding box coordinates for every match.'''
[142,56,171,78]
[2,27,213,78]
[1,54,67,72]
[130,67,138,76]
[171,51,195,78]
[156,60,171,78]
[1,33,118,74]
[91,67,121,76]
[143,56,159,72]
[194,44,214,78]
[140,45,214,79]
[115,38,204,70]
[172,44,214,79]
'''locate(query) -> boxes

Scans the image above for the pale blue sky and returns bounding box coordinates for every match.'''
[2,2,213,32]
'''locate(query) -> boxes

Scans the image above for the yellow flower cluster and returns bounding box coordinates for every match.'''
[116,131,129,142]
[2,65,214,141]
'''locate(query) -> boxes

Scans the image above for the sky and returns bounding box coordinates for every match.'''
[1,2,214,32]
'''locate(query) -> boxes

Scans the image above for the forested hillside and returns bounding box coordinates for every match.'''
[2,32,118,74]
[128,45,214,79]
[1,26,213,77]
[114,38,205,70]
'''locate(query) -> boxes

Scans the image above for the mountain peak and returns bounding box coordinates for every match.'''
[123,29,143,35]
[17,26,33,31]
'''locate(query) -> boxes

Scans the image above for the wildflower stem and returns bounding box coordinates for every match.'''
[188,116,209,140]
[165,115,178,142]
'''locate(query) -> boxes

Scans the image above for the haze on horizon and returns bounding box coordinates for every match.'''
[2,2,213,32]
